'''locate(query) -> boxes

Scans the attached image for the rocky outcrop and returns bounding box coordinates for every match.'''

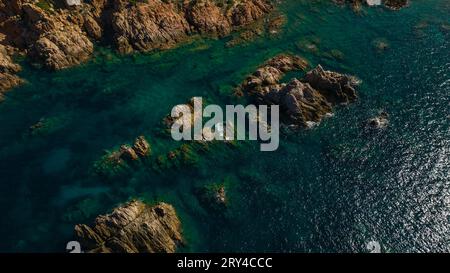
[0,44,22,99]
[111,0,273,53]
[22,4,94,70]
[0,0,273,91]
[230,0,273,26]
[303,64,358,105]
[238,54,359,128]
[75,200,183,253]
[110,0,191,54]
[186,0,232,37]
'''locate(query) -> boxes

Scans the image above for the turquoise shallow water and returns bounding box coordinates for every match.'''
[0,0,449,252]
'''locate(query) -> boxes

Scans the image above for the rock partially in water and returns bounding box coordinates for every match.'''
[231,0,273,26]
[238,54,359,128]
[196,183,228,212]
[215,186,227,205]
[0,44,23,97]
[239,54,309,96]
[119,145,139,162]
[75,200,183,253]
[384,0,409,10]
[366,111,389,129]
[93,135,151,177]
[186,0,232,37]
[133,136,151,158]
[0,0,273,76]
[303,64,358,105]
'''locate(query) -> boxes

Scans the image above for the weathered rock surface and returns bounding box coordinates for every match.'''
[238,54,359,128]
[22,4,94,70]
[111,0,191,54]
[303,64,358,105]
[186,0,232,36]
[0,0,274,92]
[116,135,151,162]
[75,200,183,253]
[0,44,22,98]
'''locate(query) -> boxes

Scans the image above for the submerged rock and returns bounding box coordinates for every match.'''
[196,184,228,212]
[75,200,183,253]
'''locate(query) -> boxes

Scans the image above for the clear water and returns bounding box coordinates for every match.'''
[0,0,448,252]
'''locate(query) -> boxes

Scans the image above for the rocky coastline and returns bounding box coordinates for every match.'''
[0,0,274,95]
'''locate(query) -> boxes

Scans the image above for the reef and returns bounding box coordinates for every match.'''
[0,0,274,93]
[237,54,359,129]
[196,183,227,210]
[74,200,183,253]
[93,135,151,178]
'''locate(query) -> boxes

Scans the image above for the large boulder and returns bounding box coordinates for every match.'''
[75,200,183,253]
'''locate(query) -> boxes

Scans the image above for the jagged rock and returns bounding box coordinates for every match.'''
[230,0,273,26]
[240,54,309,96]
[116,136,151,162]
[186,0,231,36]
[366,111,389,129]
[111,0,191,53]
[22,4,94,70]
[238,54,359,128]
[303,64,358,104]
[1,0,274,72]
[119,145,139,162]
[132,136,151,157]
[0,44,22,96]
[82,15,103,41]
[75,200,183,253]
